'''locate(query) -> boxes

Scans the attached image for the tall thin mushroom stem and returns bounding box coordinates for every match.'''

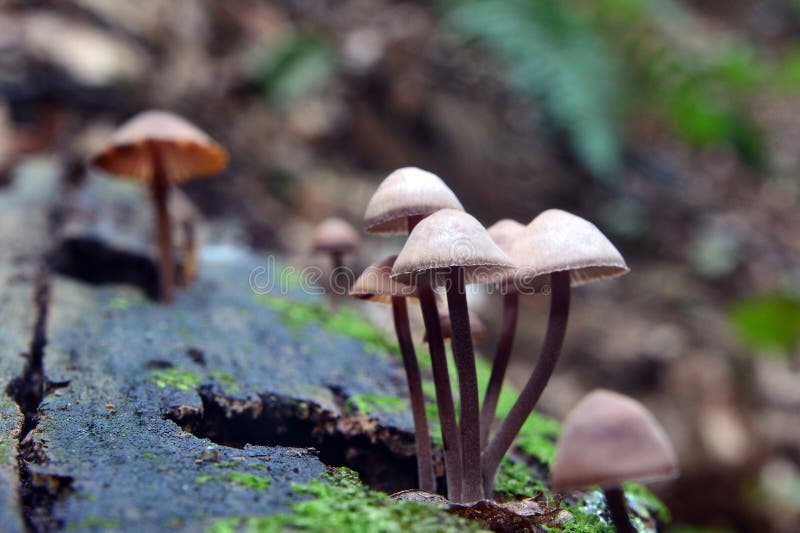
[445,267,483,502]
[418,283,463,502]
[482,270,571,494]
[149,142,174,304]
[480,291,519,449]
[603,487,635,533]
[391,295,436,493]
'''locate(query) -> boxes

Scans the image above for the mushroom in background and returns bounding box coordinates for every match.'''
[90,110,228,303]
[482,209,629,492]
[480,218,525,449]
[350,255,436,493]
[393,208,514,503]
[551,389,679,533]
[362,166,465,501]
[311,216,360,271]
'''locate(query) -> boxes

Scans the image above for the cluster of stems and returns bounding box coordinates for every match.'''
[400,265,571,502]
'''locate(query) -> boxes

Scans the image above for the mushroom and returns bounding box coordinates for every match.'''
[424,308,488,344]
[90,110,227,303]
[311,216,360,271]
[362,166,465,501]
[350,255,435,493]
[480,219,525,449]
[393,208,514,503]
[551,389,679,532]
[364,167,464,235]
[481,209,628,493]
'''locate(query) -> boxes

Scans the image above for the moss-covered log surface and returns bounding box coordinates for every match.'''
[0,161,668,532]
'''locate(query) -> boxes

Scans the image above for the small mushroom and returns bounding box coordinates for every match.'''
[311,216,360,271]
[393,208,514,503]
[480,219,525,449]
[364,167,464,235]
[362,166,465,501]
[551,389,679,532]
[350,255,435,493]
[91,110,227,303]
[482,209,628,493]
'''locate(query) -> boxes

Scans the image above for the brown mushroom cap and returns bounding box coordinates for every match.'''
[311,217,360,255]
[487,219,525,256]
[507,209,628,291]
[350,255,417,304]
[90,110,228,183]
[550,389,679,491]
[392,209,514,286]
[363,167,464,235]
[424,308,488,343]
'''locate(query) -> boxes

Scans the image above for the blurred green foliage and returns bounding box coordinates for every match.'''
[447,0,800,178]
[244,34,333,106]
[730,294,800,355]
[448,0,624,180]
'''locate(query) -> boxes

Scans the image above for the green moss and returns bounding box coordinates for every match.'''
[345,394,405,416]
[107,295,139,310]
[514,413,561,467]
[227,472,272,491]
[210,371,241,394]
[207,467,484,533]
[494,458,549,501]
[255,296,400,357]
[68,516,121,531]
[624,482,671,523]
[149,368,201,391]
[141,452,157,461]
[197,472,271,491]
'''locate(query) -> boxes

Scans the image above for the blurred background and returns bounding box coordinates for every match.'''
[2,1,800,531]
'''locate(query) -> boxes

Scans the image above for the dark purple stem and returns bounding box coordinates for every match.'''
[480,291,519,449]
[481,271,570,494]
[418,283,463,502]
[149,142,174,304]
[391,295,436,493]
[603,487,635,533]
[445,267,483,502]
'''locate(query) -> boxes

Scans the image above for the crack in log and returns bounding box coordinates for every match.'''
[5,264,73,533]
[165,385,444,494]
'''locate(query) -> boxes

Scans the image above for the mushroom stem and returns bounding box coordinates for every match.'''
[391,295,436,493]
[603,487,635,533]
[331,251,344,271]
[481,270,570,493]
[445,267,483,502]
[149,142,175,304]
[418,282,462,502]
[480,291,519,449]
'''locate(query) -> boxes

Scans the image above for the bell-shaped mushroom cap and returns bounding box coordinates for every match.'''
[392,209,514,286]
[424,308,488,343]
[487,219,525,256]
[363,167,464,235]
[550,389,679,491]
[350,255,417,304]
[91,110,228,183]
[509,209,628,289]
[311,217,360,255]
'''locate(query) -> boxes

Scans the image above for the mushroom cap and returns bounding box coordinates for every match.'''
[487,219,525,256]
[550,389,679,491]
[424,308,488,343]
[350,255,417,304]
[363,167,464,235]
[507,209,628,292]
[311,217,360,255]
[91,110,228,183]
[392,209,514,286]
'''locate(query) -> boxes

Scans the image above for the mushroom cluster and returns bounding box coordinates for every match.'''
[349,166,678,527]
